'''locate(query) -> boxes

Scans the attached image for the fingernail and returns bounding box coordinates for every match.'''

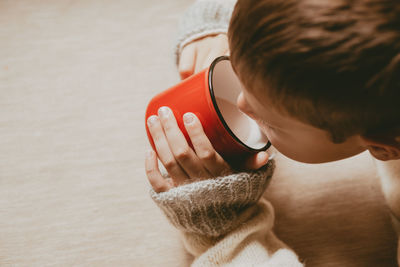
[146,149,153,158]
[158,106,170,118]
[183,113,194,124]
[261,151,270,162]
[268,151,276,160]
[147,115,158,126]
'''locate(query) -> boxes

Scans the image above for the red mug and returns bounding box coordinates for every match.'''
[145,56,270,164]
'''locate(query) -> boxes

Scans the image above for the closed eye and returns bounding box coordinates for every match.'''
[258,119,279,132]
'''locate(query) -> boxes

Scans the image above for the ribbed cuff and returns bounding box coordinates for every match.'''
[150,160,275,237]
[174,0,237,65]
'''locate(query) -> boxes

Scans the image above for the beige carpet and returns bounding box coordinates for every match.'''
[0,1,397,266]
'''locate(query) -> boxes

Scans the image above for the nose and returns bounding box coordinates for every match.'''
[236,92,251,116]
[237,92,249,114]
[237,92,257,120]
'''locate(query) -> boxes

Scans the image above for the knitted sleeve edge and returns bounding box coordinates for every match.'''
[174,0,236,65]
[150,160,275,237]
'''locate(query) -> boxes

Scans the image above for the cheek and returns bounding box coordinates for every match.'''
[263,128,364,163]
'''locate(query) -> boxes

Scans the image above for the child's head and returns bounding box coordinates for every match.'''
[228,0,400,163]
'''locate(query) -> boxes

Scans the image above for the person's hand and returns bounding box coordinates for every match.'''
[179,33,229,80]
[145,106,270,193]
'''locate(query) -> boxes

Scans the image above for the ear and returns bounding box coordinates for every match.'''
[361,129,400,161]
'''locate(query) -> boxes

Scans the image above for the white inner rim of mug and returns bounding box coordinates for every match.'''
[209,56,270,151]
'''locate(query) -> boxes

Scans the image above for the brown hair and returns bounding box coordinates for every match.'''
[228,0,400,143]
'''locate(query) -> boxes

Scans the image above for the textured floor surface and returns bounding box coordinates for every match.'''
[0,1,397,266]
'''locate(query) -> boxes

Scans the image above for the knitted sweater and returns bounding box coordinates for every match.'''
[374,159,400,260]
[151,161,303,266]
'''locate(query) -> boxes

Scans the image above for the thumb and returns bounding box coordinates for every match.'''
[243,151,270,170]
[178,44,196,80]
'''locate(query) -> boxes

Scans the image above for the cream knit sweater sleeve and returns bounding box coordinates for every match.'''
[374,159,400,263]
[150,161,303,266]
[174,0,236,64]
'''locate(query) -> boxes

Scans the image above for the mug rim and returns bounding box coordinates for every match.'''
[208,56,271,152]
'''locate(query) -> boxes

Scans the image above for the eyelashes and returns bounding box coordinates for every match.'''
[266,125,277,132]
[257,119,277,131]
[267,125,276,131]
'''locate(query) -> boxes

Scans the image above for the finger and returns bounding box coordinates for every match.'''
[179,43,196,80]
[158,107,211,179]
[243,151,270,170]
[147,115,189,184]
[194,45,212,74]
[202,35,230,68]
[224,48,230,56]
[183,112,231,176]
[145,149,173,193]
[203,51,223,71]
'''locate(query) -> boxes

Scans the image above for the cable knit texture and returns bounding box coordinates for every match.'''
[150,160,274,237]
[174,0,236,64]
